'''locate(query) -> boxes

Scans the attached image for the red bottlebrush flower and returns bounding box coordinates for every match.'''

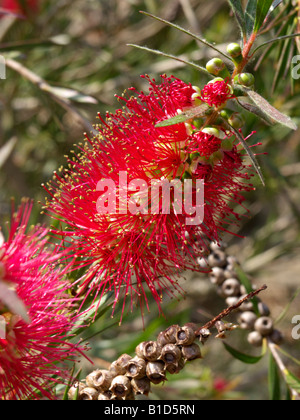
[0,0,38,16]
[0,201,83,400]
[201,79,233,108]
[44,75,254,321]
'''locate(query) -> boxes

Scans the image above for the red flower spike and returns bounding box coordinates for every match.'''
[45,75,255,321]
[0,0,38,16]
[201,80,233,108]
[0,201,84,400]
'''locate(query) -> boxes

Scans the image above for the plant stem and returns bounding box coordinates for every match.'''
[232,32,258,78]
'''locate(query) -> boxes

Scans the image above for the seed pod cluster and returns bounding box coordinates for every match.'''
[206,241,283,348]
[71,323,203,401]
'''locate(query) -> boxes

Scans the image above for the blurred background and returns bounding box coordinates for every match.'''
[0,0,299,400]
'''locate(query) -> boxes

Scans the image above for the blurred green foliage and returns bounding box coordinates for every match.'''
[0,0,299,400]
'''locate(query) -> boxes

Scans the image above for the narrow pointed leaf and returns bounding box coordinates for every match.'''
[128,44,211,76]
[284,370,300,399]
[237,100,274,126]
[155,104,209,128]
[269,353,282,400]
[140,11,232,61]
[227,0,247,38]
[252,33,300,55]
[244,88,297,130]
[267,0,284,19]
[223,341,266,364]
[245,0,257,38]
[223,121,265,186]
[254,0,274,33]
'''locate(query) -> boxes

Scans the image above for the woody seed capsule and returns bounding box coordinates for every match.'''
[110,375,132,399]
[68,382,85,400]
[221,278,241,297]
[208,250,227,268]
[79,387,99,401]
[181,343,202,361]
[239,312,257,330]
[166,357,185,375]
[110,354,132,376]
[163,325,181,344]
[176,325,196,346]
[146,361,167,384]
[254,317,274,336]
[131,377,151,396]
[86,369,114,391]
[126,356,147,379]
[98,391,113,400]
[160,344,182,365]
[135,341,162,361]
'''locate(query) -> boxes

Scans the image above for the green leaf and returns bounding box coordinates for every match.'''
[254,0,274,33]
[155,104,209,128]
[223,121,265,186]
[227,0,247,39]
[128,44,211,76]
[139,11,232,61]
[245,0,257,38]
[284,370,300,399]
[269,353,282,400]
[252,33,300,55]
[243,88,297,130]
[223,341,266,364]
[237,99,274,126]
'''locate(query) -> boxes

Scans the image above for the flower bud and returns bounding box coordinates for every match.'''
[109,375,132,399]
[227,43,242,58]
[160,343,182,365]
[221,138,234,152]
[79,387,99,401]
[146,361,167,384]
[86,369,115,391]
[228,113,245,129]
[135,341,162,362]
[206,58,226,76]
[176,326,196,346]
[126,356,147,379]
[234,73,255,87]
[131,377,151,396]
[220,109,234,120]
[202,127,221,139]
[181,343,202,361]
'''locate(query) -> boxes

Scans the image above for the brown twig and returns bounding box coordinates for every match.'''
[196,284,268,336]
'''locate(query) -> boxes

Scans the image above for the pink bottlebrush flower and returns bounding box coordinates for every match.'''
[201,79,233,108]
[44,75,254,320]
[0,200,83,400]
